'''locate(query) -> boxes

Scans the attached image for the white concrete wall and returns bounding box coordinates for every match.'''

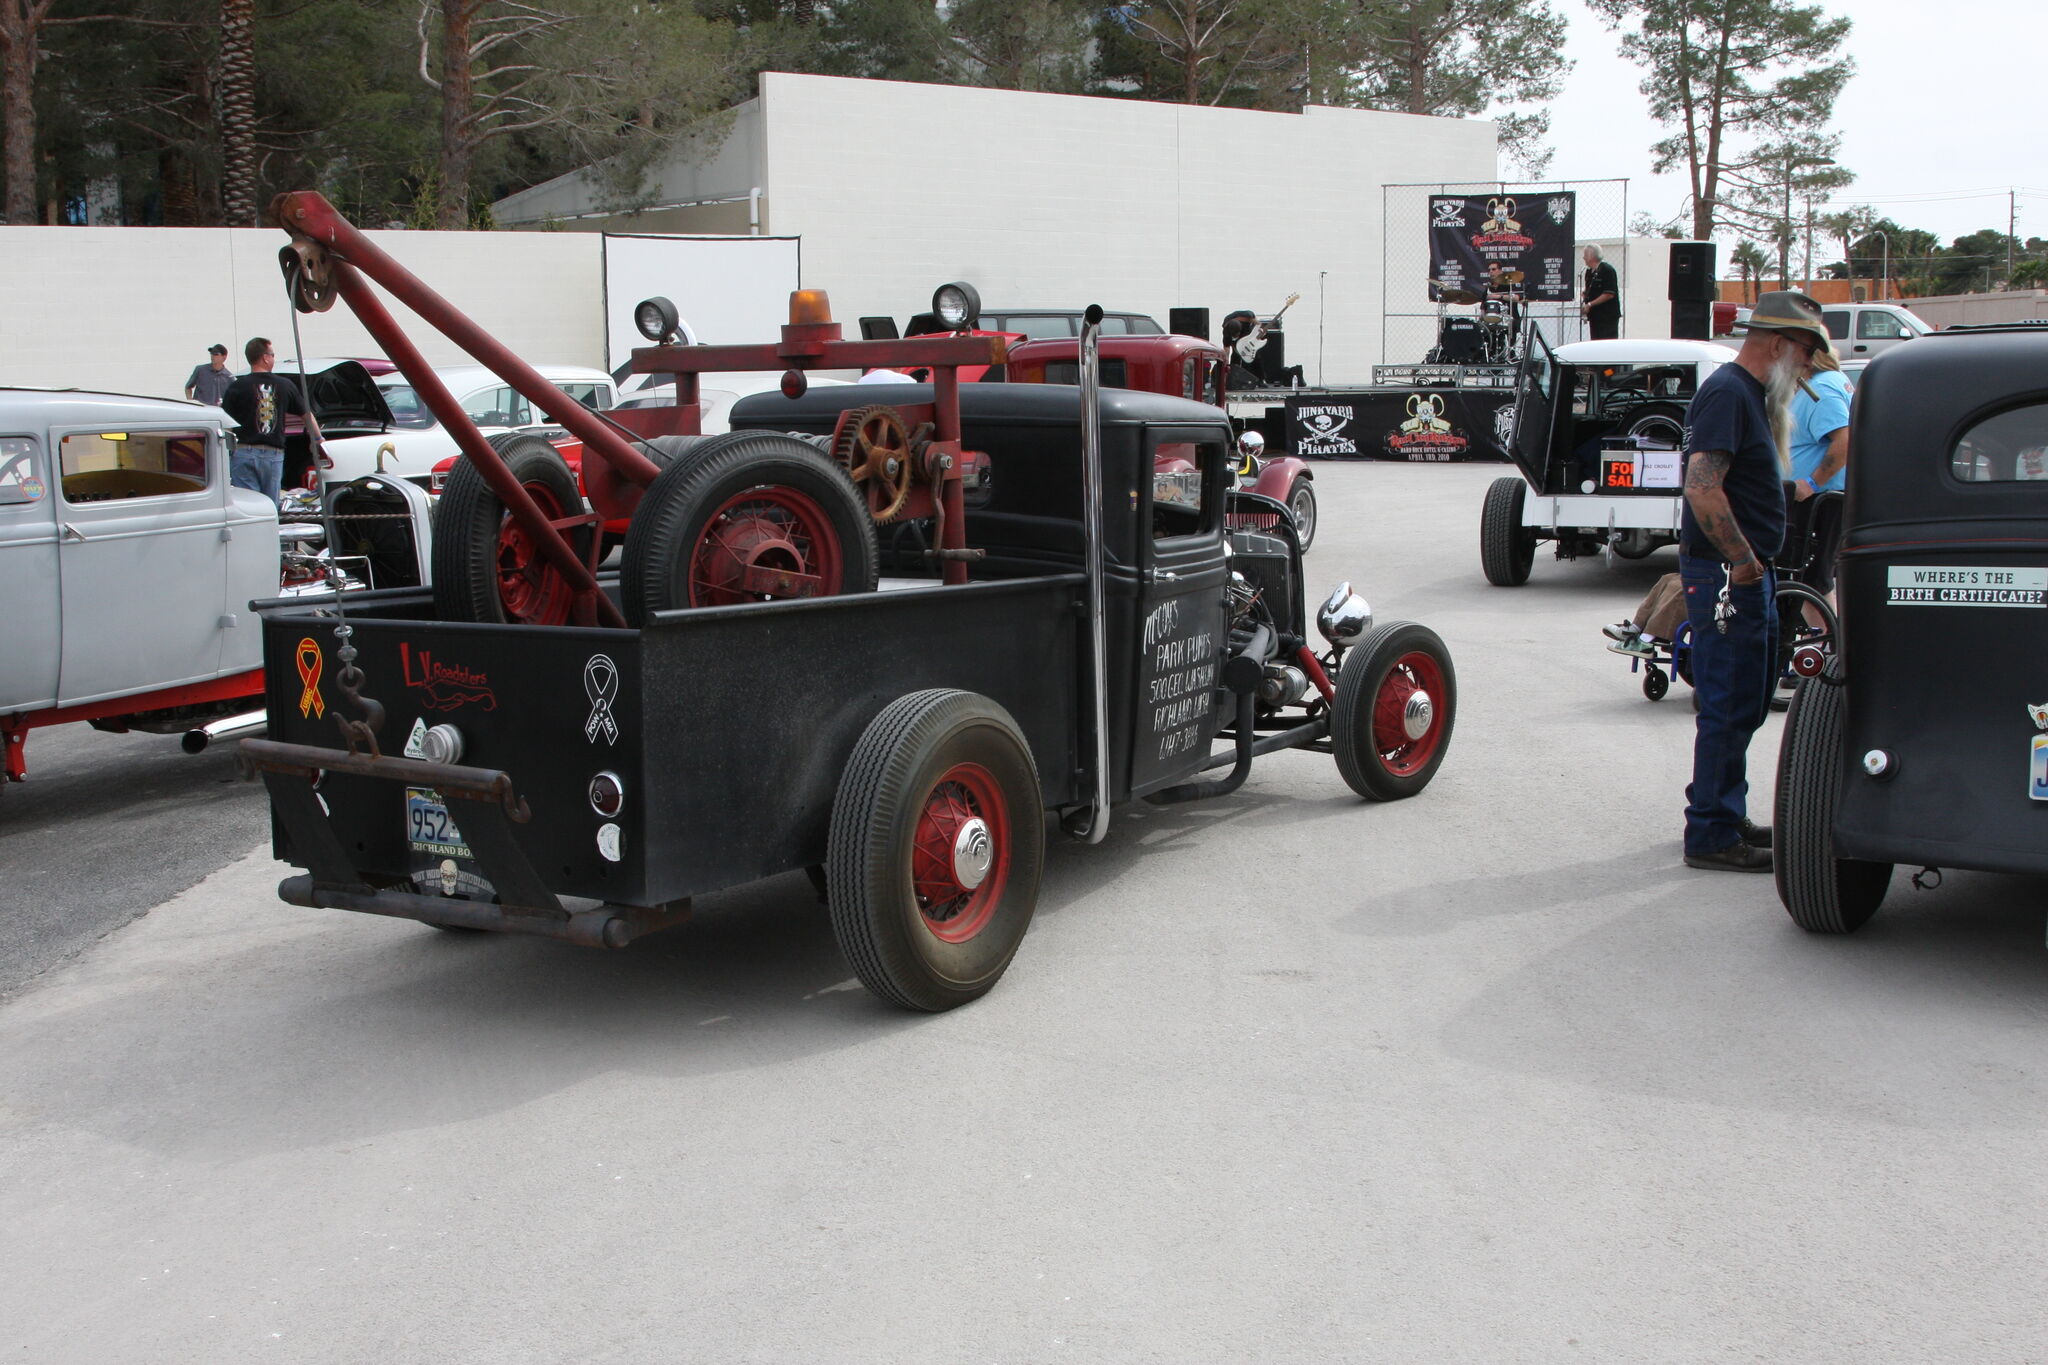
[0,226,610,401]
[753,73,1497,382]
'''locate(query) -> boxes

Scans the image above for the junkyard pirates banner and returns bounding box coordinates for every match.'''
[1287,388,1515,463]
[1427,192,1576,303]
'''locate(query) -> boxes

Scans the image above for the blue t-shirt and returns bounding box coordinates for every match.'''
[1681,362,1785,561]
[1789,369,1852,492]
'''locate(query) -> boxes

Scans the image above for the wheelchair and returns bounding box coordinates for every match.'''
[1628,488,1843,706]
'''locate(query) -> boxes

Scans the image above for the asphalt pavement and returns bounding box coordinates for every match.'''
[5,461,2046,1363]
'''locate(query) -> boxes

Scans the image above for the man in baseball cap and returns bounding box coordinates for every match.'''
[1674,289,1827,872]
[185,344,234,406]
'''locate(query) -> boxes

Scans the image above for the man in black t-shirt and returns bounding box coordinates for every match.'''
[1580,246,1620,340]
[220,336,306,506]
[1675,290,1826,872]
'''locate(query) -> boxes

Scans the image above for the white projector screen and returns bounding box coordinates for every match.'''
[601,233,803,372]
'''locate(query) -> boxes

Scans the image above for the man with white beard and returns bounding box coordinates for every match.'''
[1675,290,1828,871]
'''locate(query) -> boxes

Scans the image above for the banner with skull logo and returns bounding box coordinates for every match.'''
[1426,192,1576,303]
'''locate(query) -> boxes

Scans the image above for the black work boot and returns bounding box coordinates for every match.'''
[1739,818,1772,848]
[1684,841,1774,873]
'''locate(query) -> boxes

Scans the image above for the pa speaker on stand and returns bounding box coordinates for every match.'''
[1668,241,1717,338]
[1169,307,1210,340]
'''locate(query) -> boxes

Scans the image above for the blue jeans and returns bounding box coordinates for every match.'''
[230,444,284,505]
[1680,554,1777,856]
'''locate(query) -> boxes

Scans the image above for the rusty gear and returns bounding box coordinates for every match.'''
[831,405,918,524]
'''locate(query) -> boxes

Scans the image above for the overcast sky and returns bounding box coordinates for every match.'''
[1540,0,2045,252]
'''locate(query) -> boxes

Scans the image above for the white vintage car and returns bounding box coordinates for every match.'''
[1481,336,1738,584]
[0,389,279,781]
[313,363,619,491]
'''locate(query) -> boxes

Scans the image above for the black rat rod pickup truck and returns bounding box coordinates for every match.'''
[242,218,1456,1011]
[1775,322,2048,932]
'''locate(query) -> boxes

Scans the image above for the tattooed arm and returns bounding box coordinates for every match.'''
[1684,449,1763,584]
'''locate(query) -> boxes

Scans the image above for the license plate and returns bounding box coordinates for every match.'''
[406,786,471,858]
[2032,736,2048,802]
[405,787,495,900]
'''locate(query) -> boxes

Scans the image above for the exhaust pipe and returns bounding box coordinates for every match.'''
[183,710,268,754]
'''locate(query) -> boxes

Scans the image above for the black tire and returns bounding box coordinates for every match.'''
[1480,476,1536,586]
[1622,401,1687,447]
[1771,581,1838,712]
[1643,667,1668,701]
[1774,659,1891,932]
[620,432,878,624]
[826,690,1045,1012]
[1285,477,1318,552]
[432,434,591,624]
[1332,621,1456,800]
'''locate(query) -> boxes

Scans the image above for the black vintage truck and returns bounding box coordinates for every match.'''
[242,194,1456,1011]
[1775,322,2048,930]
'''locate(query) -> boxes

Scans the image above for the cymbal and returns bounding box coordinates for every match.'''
[1435,287,1481,305]
[1499,270,1525,283]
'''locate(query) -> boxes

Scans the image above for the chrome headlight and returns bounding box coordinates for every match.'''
[1317,582,1372,646]
[932,281,981,332]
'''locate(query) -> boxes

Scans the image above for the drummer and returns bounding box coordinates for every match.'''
[1483,262,1524,323]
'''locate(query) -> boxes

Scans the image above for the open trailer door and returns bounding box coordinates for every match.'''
[1509,322,1561,493]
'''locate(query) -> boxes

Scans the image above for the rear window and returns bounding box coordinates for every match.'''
[0,436,42,505]
[1952,402,2048,483]
[1043,358,1129,388]
[1003,316,1075,339]
[376,383,438,429]
[1822,311,1850,340]
[60,429,212,501]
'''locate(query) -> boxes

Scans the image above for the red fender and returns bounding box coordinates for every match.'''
[1246,455,1310,502]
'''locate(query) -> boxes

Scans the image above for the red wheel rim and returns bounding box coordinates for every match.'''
[1370,650,1446,777]
[910,761,1010,944]
[497,481,575,624]
[689,484,845,607]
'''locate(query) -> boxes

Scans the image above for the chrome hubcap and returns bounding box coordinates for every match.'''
[952,817,993,890]
[1403,691,1434,740]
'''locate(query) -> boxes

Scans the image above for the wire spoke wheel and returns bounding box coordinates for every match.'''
[828,691,1043,1012]
[1332,621,1457,800]
[687,485,844,606]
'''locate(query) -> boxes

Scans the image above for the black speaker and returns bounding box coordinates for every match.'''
[1670,299,1712,341]
[1668,241,1717,302]
[1256,327,1287,384]
[1169,307,1209,340]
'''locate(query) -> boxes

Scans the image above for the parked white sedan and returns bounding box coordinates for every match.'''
[316,364,618,490]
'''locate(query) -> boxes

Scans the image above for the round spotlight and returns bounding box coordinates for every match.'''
[634,296,681,343]
[932,282,981,332]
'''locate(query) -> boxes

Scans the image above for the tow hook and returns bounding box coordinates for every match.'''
[1910,866,1943,891]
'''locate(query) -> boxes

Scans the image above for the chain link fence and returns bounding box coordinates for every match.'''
[1380,179,1631,366]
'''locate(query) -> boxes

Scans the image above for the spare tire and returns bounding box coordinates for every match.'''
[432,434,592,625]
[621,432,878,623]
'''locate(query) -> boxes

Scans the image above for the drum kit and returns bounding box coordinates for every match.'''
[1428,271,1524,366]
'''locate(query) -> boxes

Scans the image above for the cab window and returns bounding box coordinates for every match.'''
[1858,311,1907,340]
[0,436,42,505]
[1006,316,1074,340]
[1149,434,1223,542]
[559,382,608,411]
[1952,402,2048,483]
[376,383,437,429]
[60,429,212,502]
[1822,311,1850,340]
[461,386,530,428]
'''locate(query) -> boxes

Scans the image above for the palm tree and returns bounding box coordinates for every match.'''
[1731,240,1769,304]
[1820,206,1872,294]
[219,0,256,226]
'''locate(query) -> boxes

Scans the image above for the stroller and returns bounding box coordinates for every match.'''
[1610,490,1843,705]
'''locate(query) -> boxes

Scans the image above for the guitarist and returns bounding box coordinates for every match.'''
[1221,295,1303,389]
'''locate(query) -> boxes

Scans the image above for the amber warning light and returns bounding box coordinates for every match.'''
[788,290,833,325]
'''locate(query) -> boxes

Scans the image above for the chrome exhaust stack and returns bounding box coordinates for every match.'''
[1071,303,1112,845]
[183,710,268,754]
